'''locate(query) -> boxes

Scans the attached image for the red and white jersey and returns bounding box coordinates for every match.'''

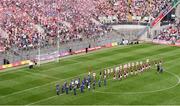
[124,64,128,69]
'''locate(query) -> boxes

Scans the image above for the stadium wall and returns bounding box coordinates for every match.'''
[0,42,119,71]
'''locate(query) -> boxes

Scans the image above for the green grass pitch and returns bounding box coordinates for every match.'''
[0,43,180,105]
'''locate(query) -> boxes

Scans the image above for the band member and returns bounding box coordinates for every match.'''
[56,84,60,95]
[88,82,91,91]
[73,86,77,95]
[80,83,84,93]
[98,79,101,87]
[159,66,164,73]
[93,80,96,90]
[65,85,69,94]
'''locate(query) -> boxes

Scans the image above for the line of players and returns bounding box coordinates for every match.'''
[56,72,107,96]
[56,59,163,96]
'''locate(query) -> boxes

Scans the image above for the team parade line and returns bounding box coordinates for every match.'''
[55,59,164,96]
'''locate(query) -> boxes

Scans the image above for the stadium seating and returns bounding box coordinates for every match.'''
[153,21,180,42]
[0,0,174,51]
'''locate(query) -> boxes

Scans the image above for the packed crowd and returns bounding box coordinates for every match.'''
[0,0,174,50]
[153,21,180,43]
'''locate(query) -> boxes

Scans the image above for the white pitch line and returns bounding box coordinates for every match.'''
[0,59,119,99]
[23,70,60,80]
[26,58,180,105]
[0,45,179,104]
[0,47,176,99]
[94,59,180,95]
[41,44,164,73]
[0,72,86,99]
[94,71,180,95]
[26,95,59,106]
[27,71,180,105]
[0,63,119,99]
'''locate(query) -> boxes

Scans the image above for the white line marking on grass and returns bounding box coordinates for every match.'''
[0,72,86,99]
[1,45,179,104]
[94,71,180,95]
[22,70,60,80]
[26,58,180,105]
[26,95,59,106]
[38,46,169,74]
[0,63,119,99]
[27,71,180,105]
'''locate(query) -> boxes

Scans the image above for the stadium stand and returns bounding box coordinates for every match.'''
[0,0,177,66]
[153,20,180,43]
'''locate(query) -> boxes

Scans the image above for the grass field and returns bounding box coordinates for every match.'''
[0,43,180,105]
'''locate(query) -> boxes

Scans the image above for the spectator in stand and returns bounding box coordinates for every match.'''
[0,0,173,51]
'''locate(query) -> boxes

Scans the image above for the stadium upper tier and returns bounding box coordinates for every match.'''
[153,21,180,43]
[0,0,175,50]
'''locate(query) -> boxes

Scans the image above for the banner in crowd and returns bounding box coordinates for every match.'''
[153,40,180,47]
[151,5,172,27]
[0,60,30,70]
